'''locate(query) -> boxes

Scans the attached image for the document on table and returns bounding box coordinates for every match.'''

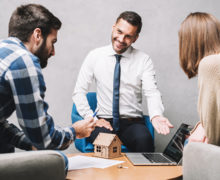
[68,155,124,170]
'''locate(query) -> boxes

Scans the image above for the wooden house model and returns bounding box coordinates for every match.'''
[93,133,122,159]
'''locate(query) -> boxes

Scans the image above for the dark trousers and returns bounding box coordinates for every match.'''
[0,122,15,153]
[88,117,154,152]
[0,142,14,153]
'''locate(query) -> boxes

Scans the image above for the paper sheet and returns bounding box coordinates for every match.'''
[68,155,124,170]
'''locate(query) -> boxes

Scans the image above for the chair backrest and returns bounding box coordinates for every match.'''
[86,92,97,111]
[72,92,97,118]
[183,142,220,180]
[0,150,65,180]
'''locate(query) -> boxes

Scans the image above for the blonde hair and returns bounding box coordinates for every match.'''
[179,12,220,78]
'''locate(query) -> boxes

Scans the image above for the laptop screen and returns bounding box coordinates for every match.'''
[163,123,192,163]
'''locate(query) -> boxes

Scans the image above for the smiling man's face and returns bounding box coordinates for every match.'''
[111,18,139,54]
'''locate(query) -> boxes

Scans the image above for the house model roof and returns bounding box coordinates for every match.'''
[93,133,121,146]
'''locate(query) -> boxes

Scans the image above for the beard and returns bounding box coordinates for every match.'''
[35,39,50,69]
[111,35,128,54]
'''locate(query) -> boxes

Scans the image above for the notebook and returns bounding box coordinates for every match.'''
[125,123,192,166]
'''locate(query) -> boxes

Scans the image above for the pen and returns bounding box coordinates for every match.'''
[92,108,99,118]
[92,108,99,117]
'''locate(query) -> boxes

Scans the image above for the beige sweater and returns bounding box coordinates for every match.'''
[198,53,220,145]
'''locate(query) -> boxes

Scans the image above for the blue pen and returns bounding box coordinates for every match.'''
[93,108,99,118]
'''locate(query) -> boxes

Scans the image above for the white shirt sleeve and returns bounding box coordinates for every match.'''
[142,56,164,120]
[72,51,95,118]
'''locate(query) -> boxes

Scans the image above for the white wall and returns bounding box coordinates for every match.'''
[1,0,220,153]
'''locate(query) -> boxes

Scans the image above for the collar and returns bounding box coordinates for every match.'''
[6,37,40,64]
[106,44,133,59]
[7,37,28,50]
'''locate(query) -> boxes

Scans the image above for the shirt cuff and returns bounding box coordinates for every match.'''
[17,134,33,151]
[150,113,164,122]
[70,127,76,140]
[85,112,94,119]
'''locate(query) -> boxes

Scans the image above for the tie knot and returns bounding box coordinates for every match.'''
[115,54,122,62]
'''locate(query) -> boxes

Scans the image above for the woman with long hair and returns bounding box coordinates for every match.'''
[179,12,220,145]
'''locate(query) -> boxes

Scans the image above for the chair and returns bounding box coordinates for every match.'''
[71,92,154,153]
[0,150,66,180]
[183,142,220,180]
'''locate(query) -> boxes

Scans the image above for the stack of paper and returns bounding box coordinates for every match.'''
[68,155,124,170]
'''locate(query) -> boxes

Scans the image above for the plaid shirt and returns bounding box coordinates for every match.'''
[0,37,75,150]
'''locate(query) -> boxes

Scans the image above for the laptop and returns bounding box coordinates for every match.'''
[125,123,192,166]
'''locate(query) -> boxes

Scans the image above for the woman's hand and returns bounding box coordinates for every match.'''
[188,122,208,143]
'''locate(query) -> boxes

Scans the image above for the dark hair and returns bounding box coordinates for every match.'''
[8,4,62,42]
[116,11,142,34]
[179,12,220,78]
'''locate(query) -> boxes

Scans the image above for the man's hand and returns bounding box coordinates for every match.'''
[151,116,173,135]
[72,117,96,139]
[32,146,37,150]
[188,122,208,143]
[95,119,113,131]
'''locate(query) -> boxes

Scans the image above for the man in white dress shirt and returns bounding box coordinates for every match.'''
[73,11,173,152]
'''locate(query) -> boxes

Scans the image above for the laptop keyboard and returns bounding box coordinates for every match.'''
[143,153,171,163]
